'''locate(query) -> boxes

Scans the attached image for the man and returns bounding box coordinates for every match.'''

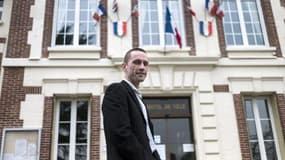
[102,48,161,160]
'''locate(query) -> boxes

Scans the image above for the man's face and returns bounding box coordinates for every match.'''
[123,50,149,87]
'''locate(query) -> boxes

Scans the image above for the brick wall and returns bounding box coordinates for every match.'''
[0,68,42,149]
[233,94,251,160]
[183,0,196,55]
[216,0,282,57]
[42,0,108,58]
[281,0,285,7]
[131,0,139,48]
[42,0,54,58]
[39,97,54,160]
[213,84,229,92]
[276,94,285,139]
[90,96,101,160]
[260,0,282,57]
[6,0,34,58]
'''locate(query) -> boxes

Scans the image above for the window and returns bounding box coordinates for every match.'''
[54,99,90,160]
[223,0,267,46]
[144,97,195,160]
[0,0,3,20]
[139,0,185,48]
[244,97,281,160]
[53,0,99,46]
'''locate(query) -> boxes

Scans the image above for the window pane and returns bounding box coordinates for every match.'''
[68,0,75,9]
[67,11,75,21]
[168,144,195,160]
[247,35,255,45]
[77,101,88,121]
[257,99,269,118]
[152,119,166,144]
[250,142,261,160]
[76,145,87,160]
[60,101,71,121]
[245,23,253,33]
[80,0,88,9]
[58,123,70,143]
[56,35,65,45]
[247,120,258,140]
[261,120,273,140]
[88,34,96,45]
[57,145,69,160]
[79,34,87,45]
[265,141,278,160]
[80,11,88,21]
[244,100,254,118]
[168,119,191,143]
[235,35,243,45]
[66,23,74,34]
[65,35,73,45]
[224,23,232,33]
[225,35,234,45]
[76,123,88,143]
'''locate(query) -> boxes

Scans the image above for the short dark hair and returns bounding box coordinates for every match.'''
[123,47,146,63]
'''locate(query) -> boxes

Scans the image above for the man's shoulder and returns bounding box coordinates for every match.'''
[105,81,127,91]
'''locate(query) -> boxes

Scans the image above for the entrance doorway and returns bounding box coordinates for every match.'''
[144,97,196,160]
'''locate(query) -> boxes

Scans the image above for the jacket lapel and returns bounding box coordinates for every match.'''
[121,81,147,124]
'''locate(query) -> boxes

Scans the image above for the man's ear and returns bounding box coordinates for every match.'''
[121,63,127,70]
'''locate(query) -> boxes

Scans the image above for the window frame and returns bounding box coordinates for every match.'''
[223,0,269,47]
[144,97,195,160]
[244,96,282,160]
[53,98,91,160]
[138,0,186,49]
[51,0,101,48]
[0,0,3,21]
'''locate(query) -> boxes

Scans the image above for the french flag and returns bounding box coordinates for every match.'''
[92,4,106,23]
[113,21,127,37]
[165,7,182,48]
[199,21,213,36]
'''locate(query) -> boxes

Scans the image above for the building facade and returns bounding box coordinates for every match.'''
[0,0,285,160]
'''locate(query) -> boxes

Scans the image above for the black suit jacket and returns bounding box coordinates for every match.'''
[102,80,156,160]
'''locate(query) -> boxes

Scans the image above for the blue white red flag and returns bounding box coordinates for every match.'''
[113,21,127,37]
[92,3,106,23]
[216,3,224,19]
[205,0,210,10]
[165,7,182,48]
[112,0,118,13]
[132,4,139,17]
[199,21,213,36]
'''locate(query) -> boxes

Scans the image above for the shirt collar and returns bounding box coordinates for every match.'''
[123,79,141,96]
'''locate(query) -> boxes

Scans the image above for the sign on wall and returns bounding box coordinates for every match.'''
[0,128,41,160]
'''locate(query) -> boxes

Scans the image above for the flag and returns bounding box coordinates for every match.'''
[174,28,182,48]
[112,0,118,13]
[216,3,224,19]
[165,7,173,33]
[209,2,219,16]
[113,21,127,37]
[92,3,106,23]
[132,4,139,17]
[205,0,210,10]
[187,6,196,16]
[165,7,182,48]
[199,21,213,36]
